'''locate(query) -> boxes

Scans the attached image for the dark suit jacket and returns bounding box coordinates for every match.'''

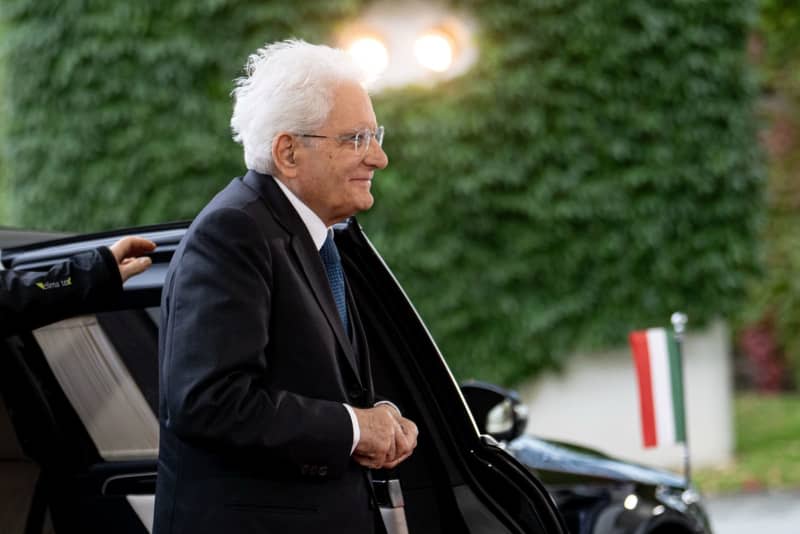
[154,171,377,534]
[0,247,121,337]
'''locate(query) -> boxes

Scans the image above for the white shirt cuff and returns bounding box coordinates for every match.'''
[343,404,360,455]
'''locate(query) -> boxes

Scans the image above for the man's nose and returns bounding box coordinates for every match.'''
[365,140,389,169]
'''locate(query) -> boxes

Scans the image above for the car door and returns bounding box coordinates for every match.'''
[0,225,180,534]
[0,220,568,534]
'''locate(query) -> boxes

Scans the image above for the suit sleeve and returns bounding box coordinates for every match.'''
[161,207,353,478]
[0,247,122,337]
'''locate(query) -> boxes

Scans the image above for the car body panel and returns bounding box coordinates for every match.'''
[508,436,711,534]
[509,436,685,487]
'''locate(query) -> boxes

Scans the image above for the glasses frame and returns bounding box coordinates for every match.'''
[296,126,384,156]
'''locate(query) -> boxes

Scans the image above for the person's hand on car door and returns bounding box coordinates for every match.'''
[109,236,157,282]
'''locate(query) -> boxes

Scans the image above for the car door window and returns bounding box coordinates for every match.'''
[32,311,158,461]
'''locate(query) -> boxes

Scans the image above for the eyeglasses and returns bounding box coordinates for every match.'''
[296,126,384,156]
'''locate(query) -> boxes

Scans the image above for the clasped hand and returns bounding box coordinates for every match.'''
[352,405,418,470]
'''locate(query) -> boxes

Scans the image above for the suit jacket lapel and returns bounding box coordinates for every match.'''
[242,171,363,385]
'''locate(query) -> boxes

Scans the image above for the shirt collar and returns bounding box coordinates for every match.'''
[272,177,329,251]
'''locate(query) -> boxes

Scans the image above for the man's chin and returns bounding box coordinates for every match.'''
[359,195,374,211]
[353,192,374,212]
[335,197,374,223]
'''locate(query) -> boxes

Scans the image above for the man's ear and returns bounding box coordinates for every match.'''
[272,133,298,178]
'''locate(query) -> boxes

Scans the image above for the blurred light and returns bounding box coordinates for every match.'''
[623,494,639,510]
[414,31,454,72]
[652,505,666,516]
[681,488,701,505]
[335,1,478,91]
[347,37,389,80]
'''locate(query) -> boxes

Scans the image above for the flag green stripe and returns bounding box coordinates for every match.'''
[667,332,686,443]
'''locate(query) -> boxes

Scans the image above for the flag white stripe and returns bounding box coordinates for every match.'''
[647,328,675,445]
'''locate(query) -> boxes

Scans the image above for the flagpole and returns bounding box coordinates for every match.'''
[670,311,691,486]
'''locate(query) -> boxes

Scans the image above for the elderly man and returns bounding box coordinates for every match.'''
[154,40,418,534]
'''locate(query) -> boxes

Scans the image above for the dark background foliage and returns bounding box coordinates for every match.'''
[0,0,361,228]
[0,0,763,385]
[735,0,800,389]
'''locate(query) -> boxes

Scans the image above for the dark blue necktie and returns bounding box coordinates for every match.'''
[319,231,349,334]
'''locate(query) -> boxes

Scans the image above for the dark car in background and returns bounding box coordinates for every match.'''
[0,221,711,533]
[462,382,711,534]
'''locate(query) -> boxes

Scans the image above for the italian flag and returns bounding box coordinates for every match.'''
[628,328,687,448]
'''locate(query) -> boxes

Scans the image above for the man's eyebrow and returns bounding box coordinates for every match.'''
[343,124,378,133]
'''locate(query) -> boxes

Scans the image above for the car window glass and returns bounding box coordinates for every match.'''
[32,309,159,461]
[96,308,159,412]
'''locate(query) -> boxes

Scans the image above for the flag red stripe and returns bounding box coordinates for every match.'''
[629,331,658,447]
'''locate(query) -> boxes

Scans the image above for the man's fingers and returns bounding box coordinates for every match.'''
[124,236,157,255]
[382,454,409,470]
[387,418,418,469]
[109,236,156,282]
[383,447,414,469]
[119,257,153,281]
[109,236,157,263]
[392,435,412,462]
[353,406,401,462]
[386,432,397,464]
[396,418,417,445]
[352,408,418,469]
[353,453,374,468]
[406,420,419,444]
[354,453,386,470]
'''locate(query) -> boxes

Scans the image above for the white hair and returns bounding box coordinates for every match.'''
[230,39,370,174]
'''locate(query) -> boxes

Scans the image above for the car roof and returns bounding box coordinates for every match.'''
[1,222,191,291]
[0,227,71,249]
[1,222,189,269]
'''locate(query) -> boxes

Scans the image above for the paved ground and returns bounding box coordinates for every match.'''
[705,490,800,534]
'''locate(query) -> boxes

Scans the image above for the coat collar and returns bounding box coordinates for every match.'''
[241,170,362,385]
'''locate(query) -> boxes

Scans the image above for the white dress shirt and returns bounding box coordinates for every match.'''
[272,177,365,454]
[273,177,401,455]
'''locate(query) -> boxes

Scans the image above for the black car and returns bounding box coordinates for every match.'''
[0,221,712,534]
[462,382,711,534]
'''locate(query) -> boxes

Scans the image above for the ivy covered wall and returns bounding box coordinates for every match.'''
[738,0,800,388]
[0,0,763,384]
[0,0,361,228]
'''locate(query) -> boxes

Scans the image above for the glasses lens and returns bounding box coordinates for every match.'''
[353,127,384,155]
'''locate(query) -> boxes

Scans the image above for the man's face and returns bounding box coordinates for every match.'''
[290,82,389,227]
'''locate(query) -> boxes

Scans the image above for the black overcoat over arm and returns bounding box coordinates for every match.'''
[0,247,121,337]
